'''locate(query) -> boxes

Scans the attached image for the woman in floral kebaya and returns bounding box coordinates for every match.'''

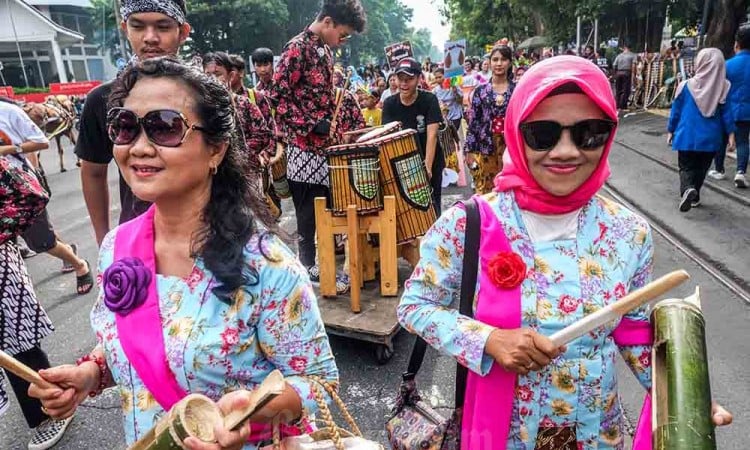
[30,58,338,450]
[398,56,732,449]
[465,45,516,195]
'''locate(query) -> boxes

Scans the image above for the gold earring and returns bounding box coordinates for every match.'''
[209,165,218,176]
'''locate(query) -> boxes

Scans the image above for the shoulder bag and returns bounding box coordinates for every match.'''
[385,198,481,450]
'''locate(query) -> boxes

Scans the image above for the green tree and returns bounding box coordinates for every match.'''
[186,0,289,56]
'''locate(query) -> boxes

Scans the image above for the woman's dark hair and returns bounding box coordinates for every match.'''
[489,45,514,81]
[202,51,234,72]
[229,54,246,72]
[737,23,750,50]
[317,0,367,33]
[251,47,274,65]
[108,57,280,301]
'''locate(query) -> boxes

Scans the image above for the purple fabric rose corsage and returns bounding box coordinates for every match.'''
[103,257,152,316]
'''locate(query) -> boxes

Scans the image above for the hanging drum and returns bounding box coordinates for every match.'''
[326,142,383,216]
[362,129,436,244]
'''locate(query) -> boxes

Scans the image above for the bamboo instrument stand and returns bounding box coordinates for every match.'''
[315,196,398,313]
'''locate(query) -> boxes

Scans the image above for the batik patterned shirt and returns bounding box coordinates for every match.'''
[271,28,335,153]
[399,191,654,449]
[91,232,339,448]
[336,88,366,135]
[465,82,516,155]
[235,94,273,173]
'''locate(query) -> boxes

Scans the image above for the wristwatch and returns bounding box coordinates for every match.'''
[14,144,23,154]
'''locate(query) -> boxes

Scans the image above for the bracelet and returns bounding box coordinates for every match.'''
[75,354,110,397]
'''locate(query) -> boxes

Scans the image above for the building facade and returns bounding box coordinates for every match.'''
[0,0,118,89]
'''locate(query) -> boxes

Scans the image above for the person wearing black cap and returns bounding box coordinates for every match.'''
[75,0,191,246]
[382,57,445,215]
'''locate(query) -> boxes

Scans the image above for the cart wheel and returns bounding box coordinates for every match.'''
[375,345,394,365]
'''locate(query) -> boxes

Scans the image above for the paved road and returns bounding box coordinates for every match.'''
[1,123,748,449]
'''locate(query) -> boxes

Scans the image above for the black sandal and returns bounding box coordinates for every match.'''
[61,244,77,273]
[76,260,94,295]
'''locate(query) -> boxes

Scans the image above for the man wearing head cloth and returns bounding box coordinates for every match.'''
[75,0,191,246]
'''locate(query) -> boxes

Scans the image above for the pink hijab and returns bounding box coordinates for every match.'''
[494,56,618,214]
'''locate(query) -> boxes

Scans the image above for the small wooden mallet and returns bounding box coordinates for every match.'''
[0,349,59,390]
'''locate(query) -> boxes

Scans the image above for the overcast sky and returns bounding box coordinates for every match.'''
[400,0,451,48]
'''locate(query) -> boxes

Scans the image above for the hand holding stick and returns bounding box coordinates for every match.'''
[0,349,59,390]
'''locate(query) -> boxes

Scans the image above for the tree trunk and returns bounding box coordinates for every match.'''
[705,0,747,58]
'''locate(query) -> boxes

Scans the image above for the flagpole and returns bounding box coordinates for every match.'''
[7,0,30,87]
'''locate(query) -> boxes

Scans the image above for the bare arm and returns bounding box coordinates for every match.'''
[80,160,111,246]
[425,122,439,178]
[0,141,49,157]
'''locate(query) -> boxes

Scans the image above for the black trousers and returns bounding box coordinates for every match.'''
[431,165,444,217]
[6,345,51,428]
[678,151,715,200]
[288,180,329,268]
[614,71,631,110]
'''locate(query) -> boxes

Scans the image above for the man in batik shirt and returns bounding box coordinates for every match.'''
[271,0,366,280]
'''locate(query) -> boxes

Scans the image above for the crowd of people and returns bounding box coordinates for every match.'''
[1,0,745,449]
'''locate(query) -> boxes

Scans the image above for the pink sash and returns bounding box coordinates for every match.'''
[113,206,188,409]
[113,206,304,442]
[461,196,653,449]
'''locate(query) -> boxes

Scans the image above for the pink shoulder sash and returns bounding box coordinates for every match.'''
[113,206,188,411]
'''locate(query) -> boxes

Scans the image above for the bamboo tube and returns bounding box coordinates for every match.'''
[549,270,690,347]
[329,74,351,140]
[128,370,285,450]
[652,287,716,450]
[0,349,59,390]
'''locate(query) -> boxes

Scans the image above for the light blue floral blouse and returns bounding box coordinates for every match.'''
[91,231,339,448]
[399,191,654,449]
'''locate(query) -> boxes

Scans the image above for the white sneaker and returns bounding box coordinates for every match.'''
[707,170,725,180]
[28,416,73,450]
[734,172,747,188]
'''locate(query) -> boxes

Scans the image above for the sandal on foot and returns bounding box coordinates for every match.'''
[76,260,94,295]
[61,244,78,273]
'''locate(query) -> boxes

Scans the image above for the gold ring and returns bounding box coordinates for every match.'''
[527,362,535,370]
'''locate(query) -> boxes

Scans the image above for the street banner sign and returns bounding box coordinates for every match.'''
[49,81,102,95]
[384,41,413,69]
[443,39,467,79]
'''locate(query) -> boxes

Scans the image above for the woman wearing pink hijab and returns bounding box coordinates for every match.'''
[398,56,732,449]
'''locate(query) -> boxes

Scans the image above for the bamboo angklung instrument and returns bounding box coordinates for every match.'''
[0,349,59,390]
[128,370,286,450]
[549,270,690,347]
[652,287,716,450]
[329,73,351,140]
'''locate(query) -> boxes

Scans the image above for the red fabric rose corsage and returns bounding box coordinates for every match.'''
[487,251,527,289]
[491,116,505,135]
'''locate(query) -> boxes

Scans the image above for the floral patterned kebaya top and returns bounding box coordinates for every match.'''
[465,81,516,155]
[91,231,339,448]
[235,94,273,173]
[271,28,336,152]
[399,191,654,449]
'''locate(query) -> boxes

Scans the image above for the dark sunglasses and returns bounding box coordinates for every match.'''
[107,108,206,147]
[519,119,616,152]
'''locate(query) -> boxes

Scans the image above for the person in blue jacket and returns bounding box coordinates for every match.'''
[668,47,736,212]
[709,24,750,188]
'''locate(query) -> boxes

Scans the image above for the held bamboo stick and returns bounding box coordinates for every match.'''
[0,349,59,390]
[549,270,690,347]
[329,74,351,140]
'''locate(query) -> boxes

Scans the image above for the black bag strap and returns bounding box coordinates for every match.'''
[404,197,481,409]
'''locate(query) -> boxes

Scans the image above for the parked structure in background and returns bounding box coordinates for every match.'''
[0,0,118,88]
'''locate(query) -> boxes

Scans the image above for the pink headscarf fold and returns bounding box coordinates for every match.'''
[494,56,618,214]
